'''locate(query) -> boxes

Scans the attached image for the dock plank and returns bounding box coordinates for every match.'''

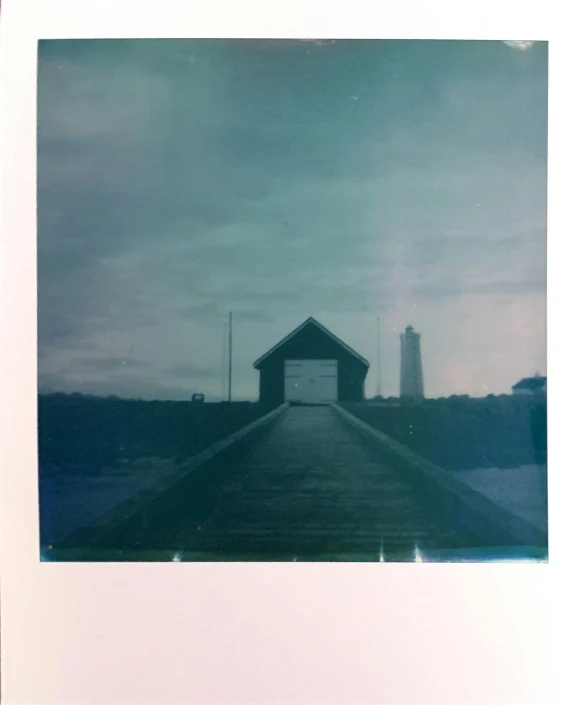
[84,406,483,558]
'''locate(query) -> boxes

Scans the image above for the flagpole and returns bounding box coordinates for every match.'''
[228,312,233,402]
[377,316,382,397]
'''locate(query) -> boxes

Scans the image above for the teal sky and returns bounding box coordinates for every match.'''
[37,39,547,400]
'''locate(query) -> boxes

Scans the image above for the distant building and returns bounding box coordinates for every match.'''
[512,375,547,395]
[400,325,424,398]
[253,317,369,407]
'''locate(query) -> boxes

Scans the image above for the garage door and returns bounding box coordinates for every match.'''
[284,359,338,404]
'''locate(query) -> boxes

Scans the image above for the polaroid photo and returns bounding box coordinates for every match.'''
[1,1,576,704]
[33,35,548,563]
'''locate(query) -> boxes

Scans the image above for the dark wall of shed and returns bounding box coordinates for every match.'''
[256,323,368,406]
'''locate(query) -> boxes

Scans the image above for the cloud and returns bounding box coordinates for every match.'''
[74,357,150,373]
[37,39,547,399]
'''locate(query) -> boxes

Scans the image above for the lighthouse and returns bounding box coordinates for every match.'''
[400,325,424,398]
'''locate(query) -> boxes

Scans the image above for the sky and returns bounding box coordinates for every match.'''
[37,39,547,401]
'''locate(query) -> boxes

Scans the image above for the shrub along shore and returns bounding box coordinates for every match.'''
[342,394,547,471]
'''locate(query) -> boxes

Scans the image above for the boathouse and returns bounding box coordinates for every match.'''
[253,317,369,407]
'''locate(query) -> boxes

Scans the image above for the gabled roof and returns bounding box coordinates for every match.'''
[512,376,547,390]
[253,317,370,369]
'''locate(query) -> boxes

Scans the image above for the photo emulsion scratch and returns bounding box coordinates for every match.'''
[37,39,548,562]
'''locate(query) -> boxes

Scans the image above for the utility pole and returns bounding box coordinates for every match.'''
[228,311,233,402]
[221,321,227,400]
[376,317,381,396]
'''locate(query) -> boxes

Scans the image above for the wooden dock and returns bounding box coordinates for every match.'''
[61,405,499,560]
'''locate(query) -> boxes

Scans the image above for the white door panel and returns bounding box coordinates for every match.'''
[284,359,338,404]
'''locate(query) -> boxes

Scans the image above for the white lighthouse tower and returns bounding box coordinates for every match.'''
[400,325,424,398]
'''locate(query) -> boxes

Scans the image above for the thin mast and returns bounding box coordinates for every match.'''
[228,312,233,402]
[222,321,227,400]
[377,316,382,397]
